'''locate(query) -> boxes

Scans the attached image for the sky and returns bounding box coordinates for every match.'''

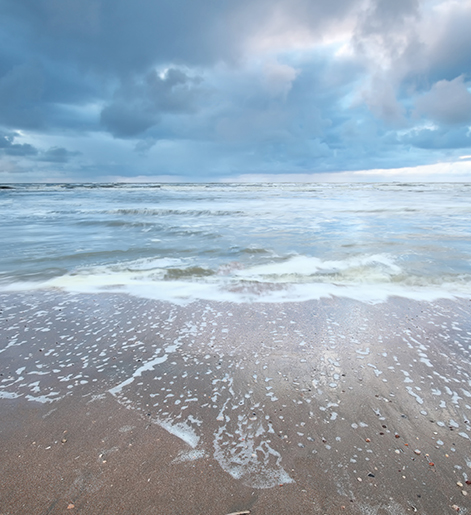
[0,0,471,183]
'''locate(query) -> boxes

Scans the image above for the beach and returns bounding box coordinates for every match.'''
[1,291,471,514]
[2,0,471,508]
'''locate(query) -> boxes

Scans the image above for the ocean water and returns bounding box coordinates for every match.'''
[1,182,471,303]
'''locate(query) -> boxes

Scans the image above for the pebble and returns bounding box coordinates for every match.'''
[414,449,421,455]
[451,504,460,512]
[457,482,463,487]
[462,490,468,496]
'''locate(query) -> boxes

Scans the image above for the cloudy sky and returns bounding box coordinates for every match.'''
[1,0,471,182]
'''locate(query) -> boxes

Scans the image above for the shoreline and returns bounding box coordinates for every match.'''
[1,291,471,514]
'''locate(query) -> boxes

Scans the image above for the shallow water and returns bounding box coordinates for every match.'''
[1,182,471,302]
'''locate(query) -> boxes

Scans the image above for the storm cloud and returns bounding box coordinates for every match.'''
[0,0,470,181]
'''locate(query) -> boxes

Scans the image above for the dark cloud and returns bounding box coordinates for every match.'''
[0,0,238,76]
[0,130,38,156]
[0,130,80,164]
[2,0,366,73]
[0,0,470,180]
[4,142,38,156]
[0,131,15,148]
[0,62,45,128]
[400,126,471,150]
[100,68,204,138]
[38,146,81,163]
[100,105,156,139]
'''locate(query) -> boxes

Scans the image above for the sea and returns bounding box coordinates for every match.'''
[1,182,471,304]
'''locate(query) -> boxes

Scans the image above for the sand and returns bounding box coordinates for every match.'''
[1,291,471,514]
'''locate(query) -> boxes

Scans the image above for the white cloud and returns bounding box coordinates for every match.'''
[262,61,299,98]
[415,76,471,125]
[361,75,407,125]
[225,160,471,183]
[240,0,362,55]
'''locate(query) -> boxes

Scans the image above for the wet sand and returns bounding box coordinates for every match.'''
[1,291,471,514]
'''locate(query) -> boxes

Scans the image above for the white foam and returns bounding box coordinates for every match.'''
[419,357,433,367]
[109,354,168,395]
[406,386,424,404]
[172,449,206,464]
[156,417,200,448]
[24,392,62,404]
[2,252,470,305]
[0,391,20,399]
[236,254,402,280]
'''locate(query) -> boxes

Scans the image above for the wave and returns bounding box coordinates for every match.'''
[2,253,471,304]
[109,208,247,217]
[234,254,404,283]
